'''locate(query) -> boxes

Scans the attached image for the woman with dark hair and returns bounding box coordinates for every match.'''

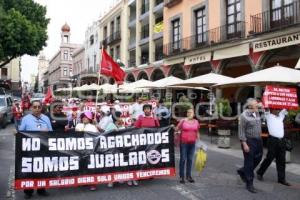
[105,111,124,132]
[175,108,200,184]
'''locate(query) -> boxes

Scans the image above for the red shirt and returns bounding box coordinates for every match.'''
[12,106,23,120]
[134,116,160,128]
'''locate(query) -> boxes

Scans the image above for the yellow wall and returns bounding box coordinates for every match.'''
[245,0,262,35]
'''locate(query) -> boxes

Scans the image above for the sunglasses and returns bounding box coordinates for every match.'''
[33,105,42,109]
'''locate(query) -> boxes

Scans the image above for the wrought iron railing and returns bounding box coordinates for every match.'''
[107,31,121,45]
[250,1,300,34]
[163,21,246,57]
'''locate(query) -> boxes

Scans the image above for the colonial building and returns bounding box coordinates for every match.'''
[0,57,21,92]
[81,21,100,85]
[99,0,164,83]
[72,46,85,85]
[48,23,82,90]
[162,0,300,102]
[37,53,49,92]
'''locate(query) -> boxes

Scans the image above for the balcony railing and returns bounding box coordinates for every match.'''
[163,22,246,57]
[250,1,300,34]
[141,2,149,14]
[100,38,108,48]
[164,0,182,8]
[107,31,121,45]
[141,25,150,39]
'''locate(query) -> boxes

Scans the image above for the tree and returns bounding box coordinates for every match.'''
[0,0,49,67]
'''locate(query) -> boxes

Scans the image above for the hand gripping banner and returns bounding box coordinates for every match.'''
[15,126,175,190]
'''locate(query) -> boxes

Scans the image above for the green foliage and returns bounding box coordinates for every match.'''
[286,108,300,123]
[216,98,232,117]
[0,0,49,67]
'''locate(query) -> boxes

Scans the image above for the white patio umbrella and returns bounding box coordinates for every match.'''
[98,83,118,93]
[138,76,183,89]
[166,85,209,91]
[119,79,152,91]
[76,84,90,91]
[213,66,300,88]
[169,73,234,87]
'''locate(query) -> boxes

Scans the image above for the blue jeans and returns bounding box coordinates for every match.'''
[14,119,21,131]
[179,143,195,178]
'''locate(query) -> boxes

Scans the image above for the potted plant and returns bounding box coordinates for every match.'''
[215,98,232,148]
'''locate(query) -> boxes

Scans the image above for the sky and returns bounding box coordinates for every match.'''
[21,0,117,83]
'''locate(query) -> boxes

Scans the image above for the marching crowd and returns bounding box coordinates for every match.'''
[11,94,297,198]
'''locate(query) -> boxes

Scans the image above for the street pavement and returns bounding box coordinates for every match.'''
[0,124,299,200]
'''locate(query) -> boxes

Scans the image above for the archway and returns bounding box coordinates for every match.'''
[169,64,186,79]
[126,73,135,83]
[219,56,253,113]
[109,78,115,85]
[189,62,212,78]
[151,69,165,81]
[137,71,149,80]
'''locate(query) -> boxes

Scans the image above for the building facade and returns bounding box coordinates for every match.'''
[161,0,300,102]
[37,53,49,93]
[0,57,21,92]
[48,23,82,90]
[72,46,85,85]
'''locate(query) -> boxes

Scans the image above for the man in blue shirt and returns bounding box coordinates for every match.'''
[19,100,53,199]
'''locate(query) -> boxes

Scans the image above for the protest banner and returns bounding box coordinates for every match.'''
[15,126,175,190]
[262,85,299,110]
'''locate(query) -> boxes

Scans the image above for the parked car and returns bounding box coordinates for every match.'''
[30,93,45,103]
[0,95,14,128]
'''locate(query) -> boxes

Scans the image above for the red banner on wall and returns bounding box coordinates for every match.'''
[262,85,299,110]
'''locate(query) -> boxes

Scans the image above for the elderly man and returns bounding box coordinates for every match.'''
[237,98,263,193]
[19,100,53,199]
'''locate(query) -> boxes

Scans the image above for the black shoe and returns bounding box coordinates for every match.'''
[278,181,291,186]
[179,178,185,184]
[256,173,264,181]
[246,185,257,193]
[24,194,32,199]
[187,177,195,183]
[37,191,50,197]
[237,169,246,183]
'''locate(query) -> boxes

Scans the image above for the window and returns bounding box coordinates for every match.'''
[63,67,67,76]
[64,36,69,43]
[116,46,120,60]
[142,0,149,14]
[116,16,121,32]
[63,51,68,60]
[93,54,96,71]
[141,24,149,39]
[87,58,90,68]
[104,26,107,38]
[90,35,94,45]
[271,0,294,25]
[110,48,114,60]
[172,19,180,50]
[195,8,207,44]
[110,21,115,34]
[69,67,73,76]
[1,68,7,77]
[226,0,241,37]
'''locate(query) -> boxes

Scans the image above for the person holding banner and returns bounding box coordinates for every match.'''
[75,111,99,191]
[19,100,53,199]
[237,98,263,193]
[256,108,291,186]
[175,108,200,184]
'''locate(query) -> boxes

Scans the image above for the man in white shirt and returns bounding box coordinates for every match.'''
[98,105,113,132]
[256,108,291,186]
[129,97,144,121]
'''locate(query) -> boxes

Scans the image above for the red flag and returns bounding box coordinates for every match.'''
[43,87,53,105]
[100,49,125,82]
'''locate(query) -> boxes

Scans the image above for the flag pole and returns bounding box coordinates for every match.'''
[95,46,104,120]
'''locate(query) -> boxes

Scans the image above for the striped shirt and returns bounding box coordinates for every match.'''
[238,110,262,142]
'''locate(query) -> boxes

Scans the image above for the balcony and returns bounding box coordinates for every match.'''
[250,1,300,34]
[100,38,108,48]
[164,0,182,8]
[129,41,136,50]
[107,31,121,45]
[163,22,246,57]
[154,0,164,13]
[0,75,8,80]
[141,2,149,15]
[128,18,136,28]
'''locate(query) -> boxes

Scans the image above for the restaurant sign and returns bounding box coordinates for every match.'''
[253,32,300,52]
